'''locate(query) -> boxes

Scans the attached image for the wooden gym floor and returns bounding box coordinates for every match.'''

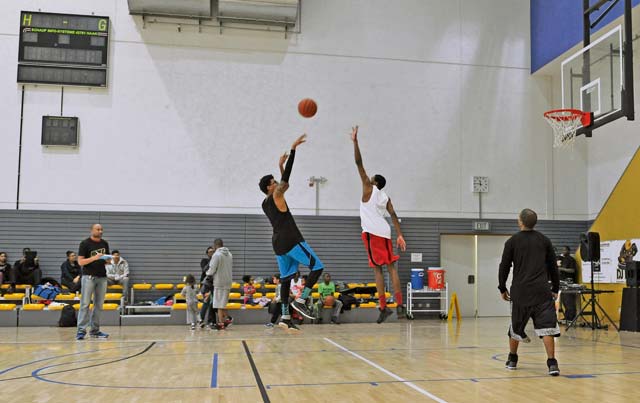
[0,318,639,402]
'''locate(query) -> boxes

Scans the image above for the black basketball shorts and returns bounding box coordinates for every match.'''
[508,298,560,342]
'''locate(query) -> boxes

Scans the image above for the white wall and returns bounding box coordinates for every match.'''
[0,0,579,219]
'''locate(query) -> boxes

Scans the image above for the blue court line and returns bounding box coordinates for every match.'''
[211,353,218,388]
[31,358,211,390]
[0,344,145,377]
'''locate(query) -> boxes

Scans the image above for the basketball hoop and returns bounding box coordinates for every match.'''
[543,109,591,148]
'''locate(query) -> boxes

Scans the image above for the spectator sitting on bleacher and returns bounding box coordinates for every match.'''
[60,250,82,293]
[11,248,42,289]
[242,275,256,305]
[316,273,343,324]
[105,250,130,303]
[0,252,11,293]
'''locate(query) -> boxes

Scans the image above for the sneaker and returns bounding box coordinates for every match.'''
[190,323,196,330]
[331,316,340,325]
[265,323,275,328]
[90,331,109,339]
[376,307,393,324]
[291,299,315,320]
[278,319,300,331]
[214,323,225,331]
[396,305,406,317]
[224,317,233,329]
[197,320,204,328]
[505,353,518,370]
[76,331,86,341]
[547,358,560,376]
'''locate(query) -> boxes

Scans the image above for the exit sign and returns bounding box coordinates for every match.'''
[473,221,491,231]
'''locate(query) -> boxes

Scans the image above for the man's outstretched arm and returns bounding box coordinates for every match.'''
[351,126,373,194]
[274,134,307,204]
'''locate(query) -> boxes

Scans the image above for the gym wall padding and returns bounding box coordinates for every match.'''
[580,146,640,321]
[0,210,588,300]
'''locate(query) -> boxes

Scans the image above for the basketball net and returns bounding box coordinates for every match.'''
[543,109,590,149]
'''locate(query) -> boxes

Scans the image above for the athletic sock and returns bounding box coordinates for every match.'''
[301,287,312,300]
[394,292,403,306]
[281,303,290,317]
[379,294,387,310]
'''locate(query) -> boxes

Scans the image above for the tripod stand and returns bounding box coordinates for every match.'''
[566,260,619,331]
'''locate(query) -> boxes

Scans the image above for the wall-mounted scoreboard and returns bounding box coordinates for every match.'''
[18,11,110,87]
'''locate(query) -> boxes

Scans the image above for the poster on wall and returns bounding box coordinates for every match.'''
[583,239,639,283]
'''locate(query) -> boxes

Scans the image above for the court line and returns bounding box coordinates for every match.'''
[242,340,270,403]
[0,344,147,378]
[323,337,448,403]
[210,353,218,388]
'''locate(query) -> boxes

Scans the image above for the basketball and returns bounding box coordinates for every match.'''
[298,98,317,118]
[324,295,335,306]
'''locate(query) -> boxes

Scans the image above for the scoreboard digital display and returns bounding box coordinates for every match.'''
[18,11,110,87]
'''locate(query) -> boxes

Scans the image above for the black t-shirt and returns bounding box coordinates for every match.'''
[78,237,110,277]
[262,195,304,255]
[498,230,560,307]
[559,254,577,282]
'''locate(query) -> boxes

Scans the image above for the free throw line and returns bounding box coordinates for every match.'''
[323,337,448,403]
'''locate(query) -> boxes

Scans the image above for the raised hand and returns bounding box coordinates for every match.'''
[292,134,307,150]
[279,152,289,167]
[350,125,359,142]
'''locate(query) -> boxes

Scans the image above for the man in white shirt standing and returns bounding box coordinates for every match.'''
[351,126,407,324]
[106,250,130,303]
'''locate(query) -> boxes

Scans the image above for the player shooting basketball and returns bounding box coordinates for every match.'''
[350,126,407,323]
[259,134,324,330]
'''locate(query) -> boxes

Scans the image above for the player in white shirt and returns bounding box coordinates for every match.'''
[351,126,407,323]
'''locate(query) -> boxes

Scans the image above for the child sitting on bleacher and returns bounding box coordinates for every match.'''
[242,275,256,305]
[181,274,201,330]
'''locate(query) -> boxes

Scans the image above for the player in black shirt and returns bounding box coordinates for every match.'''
[76,224,111,340]
[259,134,324,330]
[498,209,561,376]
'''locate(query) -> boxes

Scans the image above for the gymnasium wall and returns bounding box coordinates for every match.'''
[579,147,640,321]
[530,0,640,73]
[0,0,585,220]
[0,209,588,299]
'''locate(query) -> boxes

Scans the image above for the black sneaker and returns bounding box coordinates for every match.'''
[396,305,406,317]
[376,307,393,324]
[291,299,315,320]
[505,353,518,370]
[547,358,560,376]
[278,319,300,331]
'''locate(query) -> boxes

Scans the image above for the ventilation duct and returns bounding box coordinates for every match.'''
[217,0,299,26]
[127,0,214,18]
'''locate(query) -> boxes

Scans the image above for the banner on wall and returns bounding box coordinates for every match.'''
[583,239,640,283]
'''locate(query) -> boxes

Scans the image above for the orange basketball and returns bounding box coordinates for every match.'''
[324,295,335,307]
[298,98,317,118]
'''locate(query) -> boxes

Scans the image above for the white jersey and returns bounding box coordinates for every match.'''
[360,186,391,239]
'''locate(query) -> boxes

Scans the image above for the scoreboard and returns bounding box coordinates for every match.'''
[18,11,110,87]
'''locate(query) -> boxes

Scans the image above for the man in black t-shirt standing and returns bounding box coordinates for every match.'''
[558,246,577,322]
[76,224,111,340]
[498,209,561,376]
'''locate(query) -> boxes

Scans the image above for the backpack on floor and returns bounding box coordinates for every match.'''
[58,304,77,327]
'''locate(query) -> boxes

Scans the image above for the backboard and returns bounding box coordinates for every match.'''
[561,25,623,124]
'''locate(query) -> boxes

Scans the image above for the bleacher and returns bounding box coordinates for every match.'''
[0,278,399,327]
